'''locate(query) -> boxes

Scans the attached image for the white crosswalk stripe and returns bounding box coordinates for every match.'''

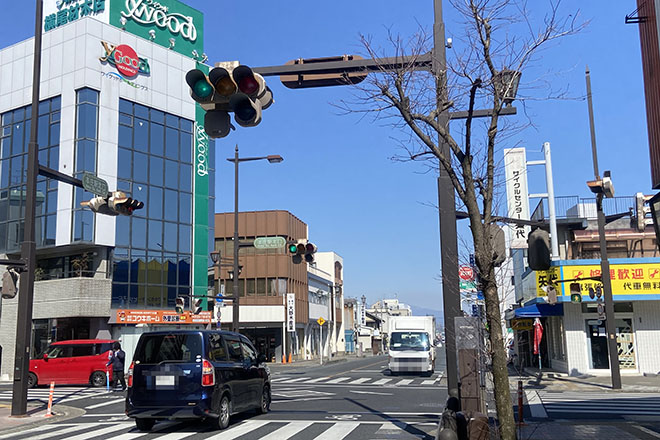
[3,419,436,440]
[0,387,111,405]
[540,391,660,416]
[271,372,445,387]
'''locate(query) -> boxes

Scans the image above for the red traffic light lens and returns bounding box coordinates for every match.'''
[305,243,315,253]
[238,76,259,95]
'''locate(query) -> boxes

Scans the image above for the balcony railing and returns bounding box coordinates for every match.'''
[531,196,635,221]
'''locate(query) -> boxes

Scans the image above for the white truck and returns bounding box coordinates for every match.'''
[388,315,436,376]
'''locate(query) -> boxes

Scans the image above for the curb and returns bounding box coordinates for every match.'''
[0,404,84,436]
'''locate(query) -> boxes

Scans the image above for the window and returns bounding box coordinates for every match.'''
[225,336,243,362]
[111,100,195,310]
[208,333,228,361]
[240,338,258,365]
[46,345,72,358]
[70,344,94,357]
[135,333,202,363]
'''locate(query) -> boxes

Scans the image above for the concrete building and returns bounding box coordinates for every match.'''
[507,194,660,376]
[0,0,214,379]
[213,211,344,362]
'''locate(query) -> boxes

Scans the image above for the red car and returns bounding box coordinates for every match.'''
[28,339,117,388]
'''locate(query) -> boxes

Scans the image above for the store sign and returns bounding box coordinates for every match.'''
[564,263,660,295]
[535,267,561,297]
[360,303,366,327]
[109,0,204,58]
[504,148,531,249]
[100,41,150,78]
[115,309,211,324]
[286,293,296,332]
[44,0,108,32]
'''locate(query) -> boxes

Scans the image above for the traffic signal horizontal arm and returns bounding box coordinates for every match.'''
[0,259,26,269]
[252,53,433,77]
[38,165,86,191]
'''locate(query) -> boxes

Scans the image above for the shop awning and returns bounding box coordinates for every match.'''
[513,303,563,318]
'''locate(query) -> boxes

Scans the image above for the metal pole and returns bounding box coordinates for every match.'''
[232,145,240,333]
[433,0,460,395]
[543,143,559,260]
[585,67,621,390]
[11,0,42,417]
[320,323,323,365]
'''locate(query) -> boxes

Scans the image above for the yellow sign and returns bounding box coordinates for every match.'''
[536,263,660,296]
[317,317,326,326]
[512,318,533,331]
[535,267,561,297]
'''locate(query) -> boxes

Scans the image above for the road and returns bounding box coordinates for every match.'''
[0,352,448,440]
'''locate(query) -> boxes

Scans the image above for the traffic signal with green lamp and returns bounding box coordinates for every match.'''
[288,240,317,264]
[185,64,273,138]
[175,297,185,314]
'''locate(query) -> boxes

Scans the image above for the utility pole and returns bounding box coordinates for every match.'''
[11,0,42,417]
[433,0,460,395]
[232,145,240,333]
[585,67,621,389]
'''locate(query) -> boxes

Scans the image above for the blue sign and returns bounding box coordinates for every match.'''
[216,293,223,303]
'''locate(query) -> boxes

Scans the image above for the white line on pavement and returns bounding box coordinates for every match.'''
[314,421,360,440]
[373,379,392,385]
[283,377,311,383]
[634,425,660,439]
[259,421,313,439]
[348,378,370,384]
[525,390,548,418]
[325,377,350,384]
[85,398,125,410]
[205,420,270,439]
[303,377,330,383]
[394,379,414,386]
[65,423,133,440]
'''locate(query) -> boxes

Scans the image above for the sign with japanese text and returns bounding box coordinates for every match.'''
[504,148,531,249]
[115,309,211,324]
[286,293,295,333]
[360,303,367,327]
[535,267,561,297]
[44,0,108,33]
[563,263,660,295]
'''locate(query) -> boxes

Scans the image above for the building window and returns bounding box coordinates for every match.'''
[0,97,61,252]
[111,100,194,310]
[72,88,99,243]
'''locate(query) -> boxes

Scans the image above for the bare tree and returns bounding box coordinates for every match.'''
[338,1,584,438]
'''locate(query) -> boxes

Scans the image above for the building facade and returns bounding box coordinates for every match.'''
[508,195,660,376]
[0,0,214,379]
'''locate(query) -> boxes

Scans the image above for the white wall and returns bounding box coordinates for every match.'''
[563,302,589,375]
[634,301,660,374]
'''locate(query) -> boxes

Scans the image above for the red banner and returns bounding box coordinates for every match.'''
[115,309,212,325]
[533,318,543,355]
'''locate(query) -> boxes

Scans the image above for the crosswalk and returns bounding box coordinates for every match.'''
[270,372,444,387]
[0,386,112,405]
[0,419,438,440]
[539,391,660,418]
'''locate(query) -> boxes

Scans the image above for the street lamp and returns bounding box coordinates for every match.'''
[226,145,283,333]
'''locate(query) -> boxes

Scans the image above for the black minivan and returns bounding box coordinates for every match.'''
[125,330,271,431]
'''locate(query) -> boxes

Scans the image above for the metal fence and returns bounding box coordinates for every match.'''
[530,196,635,221]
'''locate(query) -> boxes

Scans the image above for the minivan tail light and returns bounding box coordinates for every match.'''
[127,362,134,388]
[201,359,215,387]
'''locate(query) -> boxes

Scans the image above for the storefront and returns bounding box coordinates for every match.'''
[516,258,660,376]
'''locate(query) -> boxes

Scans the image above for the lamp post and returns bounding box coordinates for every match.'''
[226,145,283,333]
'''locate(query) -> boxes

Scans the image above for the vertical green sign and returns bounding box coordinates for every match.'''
[192,62,210,306]
[109,0,204,58]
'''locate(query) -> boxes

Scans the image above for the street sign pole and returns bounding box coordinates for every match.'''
[319,321,323,366]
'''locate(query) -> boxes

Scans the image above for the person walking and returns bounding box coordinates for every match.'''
[107,341,126,391]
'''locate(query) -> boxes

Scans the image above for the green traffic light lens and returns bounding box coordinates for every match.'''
[193,80,213,98]
[288,244,298,254]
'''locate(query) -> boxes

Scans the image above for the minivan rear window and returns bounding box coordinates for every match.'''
[135,334,202,363]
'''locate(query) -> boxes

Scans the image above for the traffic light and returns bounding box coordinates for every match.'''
[570,282,582,303]
[185,64,273,138]
[635,192,653,231]
[82,191,144,216]
[108,191,144,216]
[288,240,317,264]
[527,228,551,271]
[1,268,19,299]
[193,297,203,315]
[304,242,317,263]
[542,283,557,305]
[175,297,185,314]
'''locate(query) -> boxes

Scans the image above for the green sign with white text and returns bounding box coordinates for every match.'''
[109,0,204,58]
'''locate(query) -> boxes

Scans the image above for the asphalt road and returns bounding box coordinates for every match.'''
[0,352,448,439]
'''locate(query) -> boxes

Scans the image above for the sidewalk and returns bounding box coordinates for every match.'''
[509,366,660,392]
[0,402,83,437]
[515,420,658,440]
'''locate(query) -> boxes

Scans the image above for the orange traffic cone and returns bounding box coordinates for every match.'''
[288,352,292,363]
[282,354,287,364]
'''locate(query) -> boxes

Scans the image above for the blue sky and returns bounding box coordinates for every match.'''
[1,1,651,313]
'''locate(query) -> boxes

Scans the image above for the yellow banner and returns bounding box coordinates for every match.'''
[536,263,660,296]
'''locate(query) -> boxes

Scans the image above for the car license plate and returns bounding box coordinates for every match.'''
[156,375,174,386]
